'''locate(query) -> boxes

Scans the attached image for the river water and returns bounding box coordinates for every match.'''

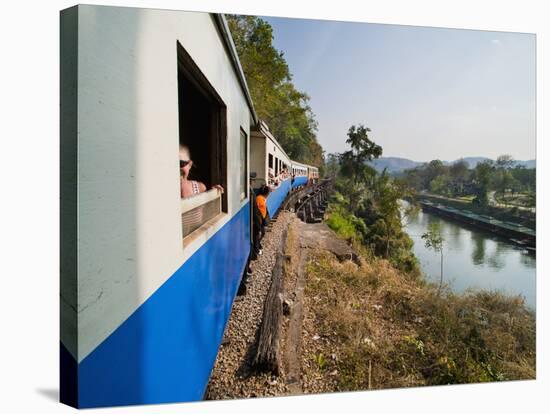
[402,203,536,310]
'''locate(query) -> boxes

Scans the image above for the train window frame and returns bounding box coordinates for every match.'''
[177,41,228,242]
[239,127,248,202]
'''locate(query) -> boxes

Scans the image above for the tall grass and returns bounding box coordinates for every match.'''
[304,252,535,391]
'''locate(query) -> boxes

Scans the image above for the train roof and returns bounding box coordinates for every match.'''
[212,14,258,125]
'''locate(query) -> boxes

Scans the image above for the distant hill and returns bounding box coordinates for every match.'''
[450,157,490,168]
[515,159,536,169]
[368,156,535,173]
[368,157,422,174]
[447,157,536,169]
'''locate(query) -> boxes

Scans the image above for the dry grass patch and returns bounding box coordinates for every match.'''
[303,251,535,392]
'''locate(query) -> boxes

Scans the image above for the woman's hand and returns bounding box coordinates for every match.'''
[211,184,224,194]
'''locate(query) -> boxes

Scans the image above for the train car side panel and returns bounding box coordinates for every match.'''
[266,178,291,217]
[61,5,254,407]
[293,176,308,187]
[78,203,250,408]
[74,5,251,362]
[250,133,266,188]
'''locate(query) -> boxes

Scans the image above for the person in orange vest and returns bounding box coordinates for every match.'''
[255,185,270,254]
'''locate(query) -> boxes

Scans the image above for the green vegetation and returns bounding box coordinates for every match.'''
[325,125,419,275]
[402,155,536,209]
[305,251,535,391]
[226,15,324,167]
[419,193,535,229]
[312,125,535,390]
[421,222,444,293]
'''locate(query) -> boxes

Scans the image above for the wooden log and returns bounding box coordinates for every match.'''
[252,229,288,374]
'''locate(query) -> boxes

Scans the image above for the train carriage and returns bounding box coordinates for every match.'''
[291,160,309,188]
[61,4,322,409]
[308,165,319,184]
[61,5,257,408]
[250,120,292,217]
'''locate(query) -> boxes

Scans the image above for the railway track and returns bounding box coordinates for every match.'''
[206,179,333,399]
[285,179,332,222]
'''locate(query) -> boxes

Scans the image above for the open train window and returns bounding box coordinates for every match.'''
[177,41,227,240]
[275,157,279,176]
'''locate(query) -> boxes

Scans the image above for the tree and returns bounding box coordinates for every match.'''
[226,15,323,166]
[340,124,382,185]
[430,174,452,196]
[496,154,515,170]
[372,171,402,258]
[495,169,514,198]
[449,159,470,195]
[324,153,341,179]
[345,125,383,162]
[330,125,418,274]
[424,160,447,189]
[402,167,424,191]
[473,160,494,206]
[510,165,535,192]
[495,155,515,197]
[421,222,444,293]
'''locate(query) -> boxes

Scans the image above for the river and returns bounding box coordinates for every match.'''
[402,202,536,310]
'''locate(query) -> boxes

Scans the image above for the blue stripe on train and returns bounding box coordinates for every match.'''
[292,176,308,189]
[76,202,251,408]
[266,178,291,217]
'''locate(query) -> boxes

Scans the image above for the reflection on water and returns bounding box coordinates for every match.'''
[404,204,536,309]
[471,232,486,266]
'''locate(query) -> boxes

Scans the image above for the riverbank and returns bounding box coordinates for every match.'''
[419,200,536,249]
[304,240,536,390]
[321,198,535,388]
[418,193,535,229]
[403,202,536,310]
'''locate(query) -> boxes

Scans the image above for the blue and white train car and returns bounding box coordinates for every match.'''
[61,5,257,408]
[308,165,319,183]
[250,120,292,218]
[291,161,309,189]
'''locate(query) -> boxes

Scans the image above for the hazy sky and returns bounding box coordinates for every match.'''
[263,17,536,161]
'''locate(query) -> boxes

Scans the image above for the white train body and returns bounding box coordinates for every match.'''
[291,160,309,188]
[309,165,320,183]
[61,5,256,408]
[250,121,292,216]
[60,5,318,409]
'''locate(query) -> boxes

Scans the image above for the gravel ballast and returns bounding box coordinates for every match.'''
[206,211,293,400]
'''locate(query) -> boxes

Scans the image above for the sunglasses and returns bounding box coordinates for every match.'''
[180,160,191,168]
